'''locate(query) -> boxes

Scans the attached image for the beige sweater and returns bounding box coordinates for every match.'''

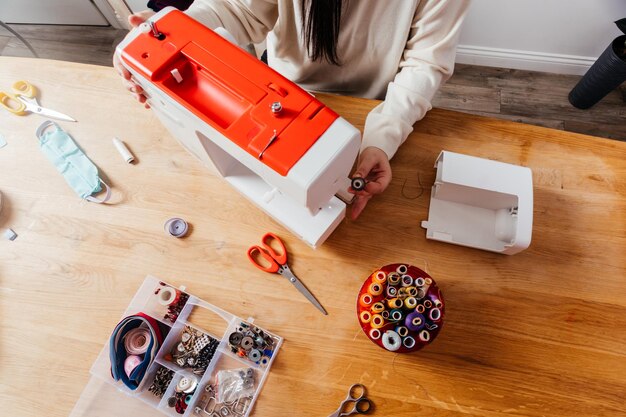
[185,0,469,159]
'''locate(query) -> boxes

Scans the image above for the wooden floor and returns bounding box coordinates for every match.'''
[2,24,625,142]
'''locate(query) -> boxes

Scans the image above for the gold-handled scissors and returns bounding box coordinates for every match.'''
[247,232,327,315]
[327,384,372,417]
[0,80,76,122]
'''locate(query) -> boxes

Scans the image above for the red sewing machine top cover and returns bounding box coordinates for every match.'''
[120,9,339,176]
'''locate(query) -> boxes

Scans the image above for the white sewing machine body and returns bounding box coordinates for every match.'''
[117,7,360,247]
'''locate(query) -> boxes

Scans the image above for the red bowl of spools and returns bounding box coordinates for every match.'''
[356,263,444,353]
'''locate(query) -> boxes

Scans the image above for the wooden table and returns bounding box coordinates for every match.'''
[1,57,625,417]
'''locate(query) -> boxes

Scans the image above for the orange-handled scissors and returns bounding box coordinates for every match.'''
[247,233,327,315]
[0,80,76,121]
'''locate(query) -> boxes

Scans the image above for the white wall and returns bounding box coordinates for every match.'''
[457,0,626,75]
[0,0,108,25]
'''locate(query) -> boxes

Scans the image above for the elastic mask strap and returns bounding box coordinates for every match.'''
[35,120,59,140]
[86,179,112,204]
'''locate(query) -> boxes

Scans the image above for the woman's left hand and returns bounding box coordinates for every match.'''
[349,146,392,220]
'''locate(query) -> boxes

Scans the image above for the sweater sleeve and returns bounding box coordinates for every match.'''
[361,0,470,159]
[184,0,278,45]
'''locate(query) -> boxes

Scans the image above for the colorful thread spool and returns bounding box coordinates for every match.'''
[388,272,401,286]
[387,298,403,309]
[373,270,387,284]
[368,282,383,296]
[359,311,372,324]
[405,311,425,332]
[359,293,373,307]
[371,302,385,313]
[382,330,401,352]
[370,314,385,329]
[404,297,417,309]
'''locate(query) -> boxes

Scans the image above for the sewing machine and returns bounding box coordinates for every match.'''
[116,7,360,248]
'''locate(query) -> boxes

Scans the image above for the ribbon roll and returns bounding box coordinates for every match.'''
[359,311,372,324]
[109,313,163,390]
[370,314,385,329]
[382,330,401,352]
[405,311,425,332]
[124,327,151,355]
[369,328,381,340]
[158,287,179,306]
[371,302,385,313]
[373,271,387,284]
[368,282,383,296]
[359,293,373,307]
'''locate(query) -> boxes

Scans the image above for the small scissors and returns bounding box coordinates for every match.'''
[327,384,372,417]
[247,232,327,315]
[0,80,76,122]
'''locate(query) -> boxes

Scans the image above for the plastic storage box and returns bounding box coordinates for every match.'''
[70,276,282,417]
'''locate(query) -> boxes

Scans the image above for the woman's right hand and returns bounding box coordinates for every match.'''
[113,10,155,108]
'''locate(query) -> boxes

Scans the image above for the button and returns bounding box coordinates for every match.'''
[164,217,189,238]
[177,376,198,393]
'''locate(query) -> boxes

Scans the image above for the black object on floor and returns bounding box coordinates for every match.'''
[569,19,626,109]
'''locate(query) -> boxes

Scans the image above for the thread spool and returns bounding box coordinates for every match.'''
[425,278,432,285]
[418,330,430,342]
[369,328,381,340]
[416,288,426,299]
[424,300,433,309]
[404,297,417,309]
[387,298,403,309]
[389,309,403,322]
[368,282,383,296]
[382,330,401,352]
[370,314,385,329]
[429,307,442,322]
[407,286,418,297]
[433,299,443,308]
[388,272,401,286]
[386,286,398,298]
[401,275,413,287]
[402,336,416,349]
[397,287,409,298]
[395,326,409,338]
[381,310,390,320]
[416,304,425,313]
[373,270,387,284]
[371,302,385,313]
[405,311,425,332]
[359,311,372,324]
[396,265,408,275]
[415,277,425,287]
[359,293,373,307]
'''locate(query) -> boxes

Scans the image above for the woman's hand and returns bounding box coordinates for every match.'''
[113,10,155,108]
[349,146,392,220]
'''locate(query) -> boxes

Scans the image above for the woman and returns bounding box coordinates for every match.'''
[115,0,469,219]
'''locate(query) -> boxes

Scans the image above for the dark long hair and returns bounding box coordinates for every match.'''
[301,0,343,65]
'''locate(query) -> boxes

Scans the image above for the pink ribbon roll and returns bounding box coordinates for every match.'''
[124,327,151,355]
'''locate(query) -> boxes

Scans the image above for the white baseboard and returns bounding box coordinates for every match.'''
[456,45,597,75]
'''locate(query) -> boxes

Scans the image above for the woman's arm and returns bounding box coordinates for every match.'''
[185,0,279,46]
[361,0,470,159]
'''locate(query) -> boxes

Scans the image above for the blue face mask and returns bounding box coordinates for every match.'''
[36,121,111,203]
